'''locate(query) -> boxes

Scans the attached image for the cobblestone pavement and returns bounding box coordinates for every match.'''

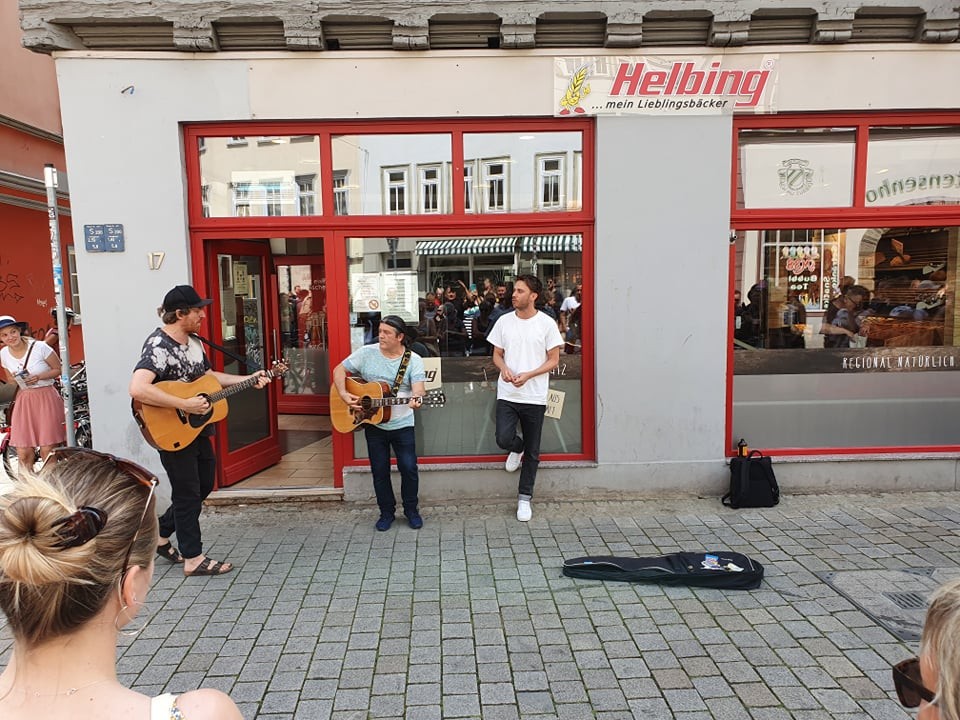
[3,491,960,719]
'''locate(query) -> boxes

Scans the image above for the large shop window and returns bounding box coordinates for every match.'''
[732,116,960,452]
[344,235,584,460]
[198,136,322,217]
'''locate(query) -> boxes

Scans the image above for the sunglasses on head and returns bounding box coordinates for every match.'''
[43,447,158,574]
[892,657,937,708]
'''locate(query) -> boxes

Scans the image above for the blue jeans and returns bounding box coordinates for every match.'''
[364,424,420,517]
[495,400,546,497]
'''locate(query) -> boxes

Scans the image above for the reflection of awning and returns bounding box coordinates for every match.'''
[416,237,519,256]
[521,234,582,253]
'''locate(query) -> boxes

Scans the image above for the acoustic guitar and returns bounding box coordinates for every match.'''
[132,362,287,451]
[330,377,445,433]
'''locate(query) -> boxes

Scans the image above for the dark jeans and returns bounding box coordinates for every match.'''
[157,434,216,559]
[495,399,546,497]
[364,424,419,517]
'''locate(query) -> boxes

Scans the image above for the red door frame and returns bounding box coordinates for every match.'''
[201,238,283,486]
[728,111,960,457]
[184,118,597,488]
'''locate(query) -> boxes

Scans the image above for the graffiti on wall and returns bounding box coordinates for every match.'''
[0,272,24,303]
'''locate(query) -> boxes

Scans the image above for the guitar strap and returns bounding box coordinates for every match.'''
[192,333,262,372]
[390,350,412,396]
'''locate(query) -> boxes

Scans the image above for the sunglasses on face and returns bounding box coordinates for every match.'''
[43,447,158,573]
[893,658,937,708]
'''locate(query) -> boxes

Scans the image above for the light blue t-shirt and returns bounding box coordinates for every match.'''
[342,345,426,430]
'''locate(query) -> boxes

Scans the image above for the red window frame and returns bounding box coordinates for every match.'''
[183,118,597,482]
[728,111,960,457]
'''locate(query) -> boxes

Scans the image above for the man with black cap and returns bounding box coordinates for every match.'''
[332,314,427,531]
[129,284,270,576]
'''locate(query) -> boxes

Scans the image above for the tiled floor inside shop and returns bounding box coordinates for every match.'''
[222,414,334,491]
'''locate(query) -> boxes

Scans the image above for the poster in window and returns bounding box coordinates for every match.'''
[380,271,419,323]
[351,273,381,313]
[234,263,249,295]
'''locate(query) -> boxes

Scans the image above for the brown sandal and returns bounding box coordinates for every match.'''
[184,556,234,577]
[156,543,184,564]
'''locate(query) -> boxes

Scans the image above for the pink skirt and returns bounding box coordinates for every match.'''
[11,385,66,448]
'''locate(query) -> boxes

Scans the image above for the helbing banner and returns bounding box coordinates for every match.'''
[554,55,778,116]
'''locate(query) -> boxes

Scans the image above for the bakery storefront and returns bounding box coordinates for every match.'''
[731,113,960,454]
[35,33,960,497]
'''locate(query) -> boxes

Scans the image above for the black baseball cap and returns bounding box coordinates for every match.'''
[163,285,213,312]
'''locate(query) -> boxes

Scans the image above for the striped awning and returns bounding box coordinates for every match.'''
[416,236,519,256]
[521,234,582,253]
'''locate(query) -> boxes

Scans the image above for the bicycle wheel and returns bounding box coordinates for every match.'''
[2,440,17,480]
[75,419,93,449]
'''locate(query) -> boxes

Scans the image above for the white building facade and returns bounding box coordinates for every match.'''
[18,2,960,499]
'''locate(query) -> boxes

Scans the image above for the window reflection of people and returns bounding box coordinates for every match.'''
[891,578,960,720]
[560,284,583,355]
[739,282,768,349]
[821,285,868,348]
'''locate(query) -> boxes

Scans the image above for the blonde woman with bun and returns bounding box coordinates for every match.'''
[893,577,960,720]
[0,448,242,720]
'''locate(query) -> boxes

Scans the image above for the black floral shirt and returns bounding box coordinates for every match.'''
[134,329,210,383]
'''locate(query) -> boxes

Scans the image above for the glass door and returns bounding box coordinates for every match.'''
[206,240,282,486]
[275,255,329,414]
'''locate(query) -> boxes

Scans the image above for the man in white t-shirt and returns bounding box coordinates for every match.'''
[486,275,564,522]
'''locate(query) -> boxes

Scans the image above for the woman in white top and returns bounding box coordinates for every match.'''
[0,448,243,720]
[0,315,65,473]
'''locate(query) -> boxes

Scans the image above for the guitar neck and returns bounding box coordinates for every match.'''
[370,395,425,408]
[207,370,277,403]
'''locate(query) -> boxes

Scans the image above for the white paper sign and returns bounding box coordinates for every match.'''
[545,389,565,419]
[421,357,442,391]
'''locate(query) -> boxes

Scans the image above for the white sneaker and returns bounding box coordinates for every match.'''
[505,451,523,472]
[517,499,532,522]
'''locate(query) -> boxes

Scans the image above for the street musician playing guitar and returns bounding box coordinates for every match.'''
[332,315,426,532]
[129,285,270,577]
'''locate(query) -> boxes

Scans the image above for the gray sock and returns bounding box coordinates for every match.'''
[518,494,532,502]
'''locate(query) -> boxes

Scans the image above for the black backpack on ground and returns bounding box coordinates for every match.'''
[562,551,764,590]
[723,450,780,509]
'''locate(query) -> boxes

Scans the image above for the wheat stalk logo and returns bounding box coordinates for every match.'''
[559,66,591,115]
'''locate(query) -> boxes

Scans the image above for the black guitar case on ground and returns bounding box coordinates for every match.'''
[562,551,764,590]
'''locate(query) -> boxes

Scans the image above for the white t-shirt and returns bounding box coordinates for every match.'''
[0,339,57,388]
[560,295,581,315]
[486,310,563,405]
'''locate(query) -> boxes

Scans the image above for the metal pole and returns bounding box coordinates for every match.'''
[43,164,75,446]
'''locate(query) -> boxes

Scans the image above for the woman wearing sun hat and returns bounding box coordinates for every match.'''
[0,315,65,475]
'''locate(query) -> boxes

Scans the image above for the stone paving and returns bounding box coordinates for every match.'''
[3,491,960,719]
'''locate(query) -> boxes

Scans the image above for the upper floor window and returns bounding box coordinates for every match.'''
[463,162,477,214]
[482,159,508,213]
[537,154,565,210]
[333,171,349,216]
[296,174,317,216]
[383,167,409,215]
[419,164,444,214]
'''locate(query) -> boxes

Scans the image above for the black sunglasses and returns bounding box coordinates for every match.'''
[43,447,158,574]
[892,657,937,708]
